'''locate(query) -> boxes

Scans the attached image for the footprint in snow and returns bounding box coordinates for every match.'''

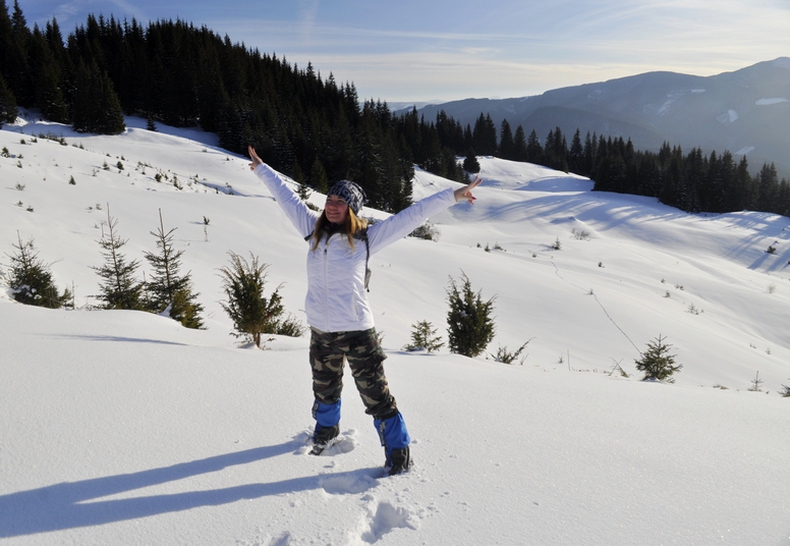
[293,428,358,456]
[319,470,380,495]
[352,500,418,544]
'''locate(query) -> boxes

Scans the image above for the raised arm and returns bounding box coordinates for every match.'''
[249,145,318,238]
[367,175,483,254]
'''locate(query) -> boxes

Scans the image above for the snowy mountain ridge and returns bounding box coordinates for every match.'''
[410,57,790,177]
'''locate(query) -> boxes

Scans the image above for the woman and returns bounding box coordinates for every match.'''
[248,145,481,475]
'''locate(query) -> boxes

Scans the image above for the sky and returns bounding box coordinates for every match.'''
[2,112,790,544]
[17,0,790,104]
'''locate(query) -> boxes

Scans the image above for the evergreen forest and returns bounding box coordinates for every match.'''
[1,0,788,216]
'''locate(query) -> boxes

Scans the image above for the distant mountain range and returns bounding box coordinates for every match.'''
[401,58,790,177]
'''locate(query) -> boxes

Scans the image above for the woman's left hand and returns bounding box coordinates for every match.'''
[248,145,263,170]
[454,175,483,204]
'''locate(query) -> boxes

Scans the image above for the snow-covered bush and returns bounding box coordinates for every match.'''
[409,222,440,241]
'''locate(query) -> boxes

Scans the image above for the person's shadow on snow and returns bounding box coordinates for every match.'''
[0,440,380,538]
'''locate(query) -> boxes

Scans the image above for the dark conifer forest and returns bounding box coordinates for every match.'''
[1,0,787,216]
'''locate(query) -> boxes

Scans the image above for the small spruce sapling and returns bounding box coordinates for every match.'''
[748,371,763,392]
[489,340,531,365]
[143,210,204,329]
[634,334,682,382]
[6,233,72,308]
[404,320,444,352]
[297,182,312,201]
[92,209,145,310]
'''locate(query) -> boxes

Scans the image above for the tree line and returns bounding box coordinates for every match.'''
[1,0,787,217]
[521,126,790,217]
[461,116,790,217]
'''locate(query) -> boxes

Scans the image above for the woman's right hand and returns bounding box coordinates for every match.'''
[454,175,482,204]
[248,145,263,170]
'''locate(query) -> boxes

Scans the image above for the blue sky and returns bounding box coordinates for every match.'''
[19,0,790,104]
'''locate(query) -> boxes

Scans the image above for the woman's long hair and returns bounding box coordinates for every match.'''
[311,208,368,251]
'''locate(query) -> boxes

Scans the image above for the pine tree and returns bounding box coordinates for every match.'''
[72,58,125,134]
[498,119,515,160]
[0,0,13,77]
[512,125,528,162]
[0,72,18,125]
[526,129,543,164]
[582,132,598,176]
[29,25,69,123]
[463,148,480,173]
[7,232,72,308]
[218,252,303,348]
[472,113,497,156]
[757,163,779,213]
[92,209,145,310]
[310,157,329,194]
[544,127,568,172]
[143,210,204,329]
[568,129,584,173]
[5,0,32,106]
[446,272,496,358]
[634,334,682,382]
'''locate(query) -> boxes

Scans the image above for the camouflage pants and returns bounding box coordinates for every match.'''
[309,327,398,419]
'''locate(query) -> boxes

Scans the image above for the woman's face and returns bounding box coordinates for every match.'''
[325,195,349,224]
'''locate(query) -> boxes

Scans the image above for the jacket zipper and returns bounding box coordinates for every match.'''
[322,242,329,331]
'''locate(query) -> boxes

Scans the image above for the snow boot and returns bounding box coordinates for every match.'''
[374,411,412,475]
[310,399,341,455]
[310,424,340,455]
[385,446,411,476]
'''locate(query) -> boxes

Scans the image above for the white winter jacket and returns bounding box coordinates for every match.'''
[254,163,457,333]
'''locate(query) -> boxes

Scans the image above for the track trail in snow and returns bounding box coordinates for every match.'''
[548,259,641,354]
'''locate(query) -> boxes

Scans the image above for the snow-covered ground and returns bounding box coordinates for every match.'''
[1,114,788,545]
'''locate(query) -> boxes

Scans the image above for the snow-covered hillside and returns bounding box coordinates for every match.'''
[1,114,788,545]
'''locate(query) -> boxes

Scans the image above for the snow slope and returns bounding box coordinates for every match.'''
[1,114,788,545]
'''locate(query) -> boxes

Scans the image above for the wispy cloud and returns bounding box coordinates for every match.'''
[107,0,149,21]
[294,0,320,40]
[290,50,618,101]
[49,1,84,24]
[40,0,149,26]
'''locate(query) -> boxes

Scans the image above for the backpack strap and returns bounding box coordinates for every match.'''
[305,228,372,291]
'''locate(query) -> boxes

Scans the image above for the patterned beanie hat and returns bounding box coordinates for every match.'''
[327,180,367,215]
